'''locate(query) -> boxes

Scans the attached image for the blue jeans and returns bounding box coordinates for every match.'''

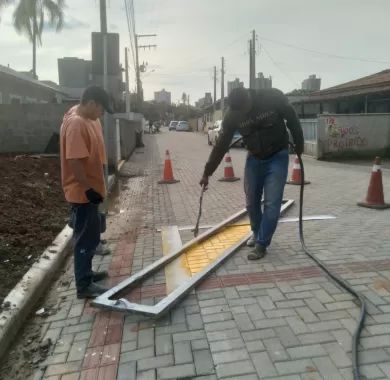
[244,149,289,248]
[70,203,101,291]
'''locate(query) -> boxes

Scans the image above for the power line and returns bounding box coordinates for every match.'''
[124,0,136,70]
[260,42,299,87]
[259,34,390,65]
[166,31,250,72]
[129,0,136,37]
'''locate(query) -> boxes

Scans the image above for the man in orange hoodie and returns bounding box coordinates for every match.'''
[60,86,113,299]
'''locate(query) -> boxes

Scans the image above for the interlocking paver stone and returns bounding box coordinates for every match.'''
[251,351,277,378]
[275,359,314,376]
[215,360,256,378]
[120,346,155,363]
[287,344,326,359]
[117,361,136,380]
[194,349,215,376]
[157,364,196,379]
[174,341,193,364]
[155,334,173,355]
[137,354,174,371]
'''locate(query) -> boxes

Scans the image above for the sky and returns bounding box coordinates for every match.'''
[1,0,390,104]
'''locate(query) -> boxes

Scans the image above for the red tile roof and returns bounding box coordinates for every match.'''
[304,69,390,102]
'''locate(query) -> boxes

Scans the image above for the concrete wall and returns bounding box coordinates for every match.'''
[0,105,142,173]
[188,118,202,131]
[118,118,140,161]
[0,104,71,153]
[317,114,390,158]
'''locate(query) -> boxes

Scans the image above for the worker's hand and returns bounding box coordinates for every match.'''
[199,176,209,190]
[85,188,103,204]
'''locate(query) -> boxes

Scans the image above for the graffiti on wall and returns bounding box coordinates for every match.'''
[322,117,368,151]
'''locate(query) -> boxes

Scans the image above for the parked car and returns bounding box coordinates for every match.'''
[176,121,191,131]
[207,120,222,145]
[169,121,178,130]
[143,120,151,134]
[207,119,244,147]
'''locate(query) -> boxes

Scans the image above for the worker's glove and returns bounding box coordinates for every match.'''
[199,176,209,190]
[85,188,103,204]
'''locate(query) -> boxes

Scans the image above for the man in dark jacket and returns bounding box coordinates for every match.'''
[200,87,304,260]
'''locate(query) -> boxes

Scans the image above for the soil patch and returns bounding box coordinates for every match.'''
[0,154,68,307]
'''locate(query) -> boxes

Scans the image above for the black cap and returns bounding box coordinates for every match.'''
[81,85,114,114]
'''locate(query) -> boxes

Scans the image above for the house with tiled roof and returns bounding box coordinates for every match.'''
[291,70,390,118]
[0,65,66,105]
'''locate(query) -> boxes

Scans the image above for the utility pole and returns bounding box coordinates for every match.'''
[249,39,253,89]
[249,30,256,89]
[135,34,141,104]
[213,65,217,114]
[99,0,109,188]
[125,47,131,114]
[135,34,157,104]
[221,57,225,117]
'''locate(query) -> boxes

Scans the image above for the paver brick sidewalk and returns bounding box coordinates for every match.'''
[1,130,390,380]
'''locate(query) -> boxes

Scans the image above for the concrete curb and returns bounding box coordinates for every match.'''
[0,174,118,359]
[0,225,73,359]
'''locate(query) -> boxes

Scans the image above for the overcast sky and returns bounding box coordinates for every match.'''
[1,0,390,103]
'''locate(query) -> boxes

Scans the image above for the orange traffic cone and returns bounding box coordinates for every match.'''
[287,156,310,185]
[357,157,390,209]
[218,152,240,182]
[158,150,180,184]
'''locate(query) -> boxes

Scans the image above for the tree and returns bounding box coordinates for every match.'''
[11,0,65,78]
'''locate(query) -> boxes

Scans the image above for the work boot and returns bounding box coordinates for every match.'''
[246,233,256,247]
[92,270,109,282]
[77,282,109,299]
[95,242,111,256]
[247,244,267,260]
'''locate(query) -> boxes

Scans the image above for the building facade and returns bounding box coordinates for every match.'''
[302,74,321,92]
[154,89,171,104]
[227,78,244,95]
[254,72,272,90]
[291,70,390,118]
[196,92,213,109]
[0,65,64,104]
[58,57,92,89]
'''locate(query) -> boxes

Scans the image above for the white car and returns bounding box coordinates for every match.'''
[143,120,151,133]
[169,121,178,130]
[207,119,244,147]
[207,120,222,145]
[176,121,191,131]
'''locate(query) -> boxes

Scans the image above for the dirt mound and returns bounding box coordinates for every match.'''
[0,155,68,305]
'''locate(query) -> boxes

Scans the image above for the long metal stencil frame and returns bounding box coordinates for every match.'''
[91,199,294,317]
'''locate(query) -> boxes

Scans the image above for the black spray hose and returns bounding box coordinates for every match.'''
[294,149,366,380]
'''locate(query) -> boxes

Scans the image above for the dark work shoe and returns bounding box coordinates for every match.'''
[92,270,109,282]
[77,282,109,299]
[246,233,256,247]
[247,244,267,260]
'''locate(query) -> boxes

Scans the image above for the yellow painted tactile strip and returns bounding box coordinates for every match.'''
[182,224,251,276]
